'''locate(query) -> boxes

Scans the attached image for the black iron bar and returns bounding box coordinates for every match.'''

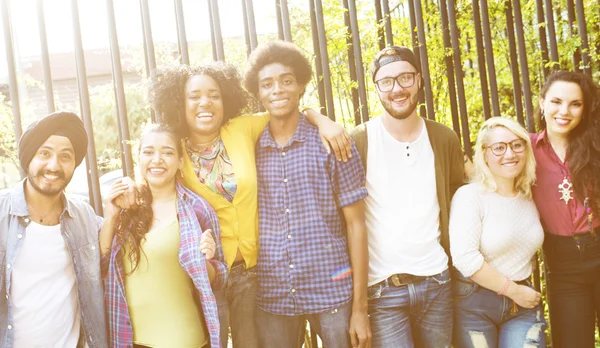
[480,0,500,117]
[543,0,558,65]
[246,0,258,50]
[313,0,336,120]
[309,0,326,113]
[438,0,461,138]
[347,0,369,124]
[279,0,292,42]
[242,0,252,56]
[374,0,385,50]
[275,0,284,40]
[407,0,425,119]
[447,0,472,155]
[512,0,535,132]
[414,0,435,120]
[174,0,190,64]
[381,0,393,46]
[209,0,225,61]
[504,0,525,126]
[207,0,217,61]
[534,0,549,76]
[71,0,103,214]
[106,0,134,178]
[139,0,156,72]
[36,0,55,113]
[471,0,491,120]
[566,0,581,70]
[342,0,361,126]
[575,0,591,75]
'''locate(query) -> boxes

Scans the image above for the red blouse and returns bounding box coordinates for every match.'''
[530,131,600,236]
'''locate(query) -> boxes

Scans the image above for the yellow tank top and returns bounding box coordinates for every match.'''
[123,220,208,348]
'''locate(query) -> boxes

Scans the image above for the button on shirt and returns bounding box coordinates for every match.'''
[256,114,368,315]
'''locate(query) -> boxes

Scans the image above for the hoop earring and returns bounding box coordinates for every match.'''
[178,170,184,179]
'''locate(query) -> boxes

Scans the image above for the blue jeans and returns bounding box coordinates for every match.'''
[255,301,351,348]
[367,269,453,348]
[215,263,259,348]
[453,272,547,348]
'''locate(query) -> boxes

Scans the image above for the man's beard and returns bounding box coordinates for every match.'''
[381,91,419,120]
[27,169,71,197]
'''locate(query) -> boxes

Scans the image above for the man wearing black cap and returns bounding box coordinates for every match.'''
[0,111,108,347]
[350,46,464,347]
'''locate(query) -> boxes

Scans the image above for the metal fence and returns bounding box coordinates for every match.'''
[2,0,594,215]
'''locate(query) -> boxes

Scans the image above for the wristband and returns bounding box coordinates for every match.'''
[497,277,511,296]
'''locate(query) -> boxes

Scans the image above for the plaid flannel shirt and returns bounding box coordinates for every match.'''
[256,114,368,315]
[102,182,227,347]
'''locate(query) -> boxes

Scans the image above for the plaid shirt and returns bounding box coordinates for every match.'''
[102,182,227,348]
[256,114,367,315]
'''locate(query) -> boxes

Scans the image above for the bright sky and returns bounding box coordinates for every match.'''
[0,0,282,76]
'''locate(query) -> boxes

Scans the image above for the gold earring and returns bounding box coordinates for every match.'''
[179,170,184,179]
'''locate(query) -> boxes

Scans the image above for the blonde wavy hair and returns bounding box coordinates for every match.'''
[471,117,536,198]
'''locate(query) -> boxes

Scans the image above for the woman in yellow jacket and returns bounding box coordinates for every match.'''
[149,62,351,348]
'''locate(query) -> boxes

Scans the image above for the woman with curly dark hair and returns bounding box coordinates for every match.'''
[149,61,350,348]
[531,71,600,348]
[99,123,227,348]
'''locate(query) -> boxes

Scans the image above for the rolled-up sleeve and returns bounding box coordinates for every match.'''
[194,198,228,291]
[332,142,368,208]
[449,186,485,277]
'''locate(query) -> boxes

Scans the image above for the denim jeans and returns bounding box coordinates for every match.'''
[544,231,600,348]
[367,268,453,348]
[453,272,547,348]
[255,301,351,348]
[215,262,259,348]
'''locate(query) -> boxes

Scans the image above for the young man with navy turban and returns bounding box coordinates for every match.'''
[0,111,109,348]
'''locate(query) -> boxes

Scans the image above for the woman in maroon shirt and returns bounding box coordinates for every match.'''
[531,71,600,348]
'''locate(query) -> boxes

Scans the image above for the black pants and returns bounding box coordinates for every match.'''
[543,230,600,348]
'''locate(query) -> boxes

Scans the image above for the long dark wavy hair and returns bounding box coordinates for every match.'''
[114,123,183,273]
[149,63,249,139]
[534,71,600,213]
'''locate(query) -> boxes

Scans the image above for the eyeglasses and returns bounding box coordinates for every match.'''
[374,72,417,92]
[486,139,527,156]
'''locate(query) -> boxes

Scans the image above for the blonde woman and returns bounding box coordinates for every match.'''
[449,117,546,348]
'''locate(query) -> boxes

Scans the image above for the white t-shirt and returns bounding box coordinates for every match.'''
[449,183,544,280]
[11,222,80,348]
[365,117,449,286]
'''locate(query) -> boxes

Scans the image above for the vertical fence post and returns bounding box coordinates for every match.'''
[313,0,336,120]
[208,0,225,61]
[566,0,581,71]
[346,0,369,124]
[1,0,24,178]
[407,0,425,119]
[534,0,550,77]
[342,0,362,126]
[471,0,491,120]
[71,0,103,214]
[309,0,326,113]
[279,0,292,42]
[413,0,435,120]
[438,0,461,138]
[374,0,385,50]
[512,0,535,132]
[106,0,134,178]
[504,0,525,126]
[543,0,559,66]
[381,0,394,46]
[275,0,284,40]
[174,0,190,64]
[36,0,55,113]
[480,0,500,117]
[575,0,591,75]
[446,0,472,155]
[245,0,258,50]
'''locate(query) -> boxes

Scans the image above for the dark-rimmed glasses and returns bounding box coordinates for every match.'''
[375,72,417,92]
[486,139,527,156]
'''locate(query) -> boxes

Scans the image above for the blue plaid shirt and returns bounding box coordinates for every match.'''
[256,114,367,315]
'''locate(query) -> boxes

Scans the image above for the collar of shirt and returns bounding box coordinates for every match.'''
[258,112,309,149]
[9,179,73,219]
[532,129,548,148]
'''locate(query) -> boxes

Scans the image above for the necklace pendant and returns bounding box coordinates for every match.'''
[558,177,573,204]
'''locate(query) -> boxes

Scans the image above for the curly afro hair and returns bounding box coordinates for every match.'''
[244,40,312,98]
[149,62,249,138]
